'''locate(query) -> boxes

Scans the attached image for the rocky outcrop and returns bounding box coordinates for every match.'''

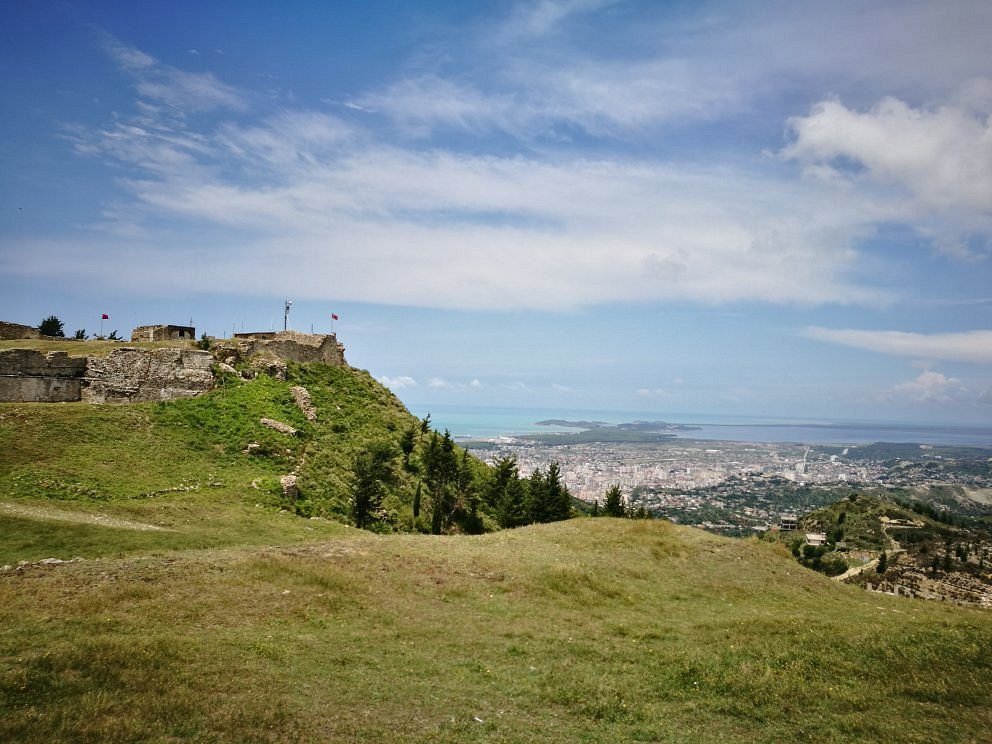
[82,348,215,403]
[0,349,86,402]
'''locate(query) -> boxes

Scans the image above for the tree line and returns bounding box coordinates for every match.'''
[350,415,647,533]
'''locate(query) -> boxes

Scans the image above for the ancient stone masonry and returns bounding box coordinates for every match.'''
[230,331,346,366]
[82,348,215,403]
[291,386,317,421]
[131,324,196,342]
[0,328,347,404]
[0,349,86,402]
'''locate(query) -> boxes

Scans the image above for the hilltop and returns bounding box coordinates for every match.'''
[0,338,474,561]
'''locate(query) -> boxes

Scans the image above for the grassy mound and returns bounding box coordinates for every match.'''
[2,519,990,743]
[0,363,427,562]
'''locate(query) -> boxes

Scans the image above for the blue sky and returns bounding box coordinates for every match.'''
[1,0,990,424]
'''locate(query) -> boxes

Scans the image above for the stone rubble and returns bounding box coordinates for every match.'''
[291,385,317,421]
[260,418,297,436]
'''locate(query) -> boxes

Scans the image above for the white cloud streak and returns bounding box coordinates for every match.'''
[805,328,992,363]
[379,375,417,390]
[100,33,246,112]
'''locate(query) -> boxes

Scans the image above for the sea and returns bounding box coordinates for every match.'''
[405,403,992,449]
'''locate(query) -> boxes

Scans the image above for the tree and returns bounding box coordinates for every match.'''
[400,425,416,469]
[591,500,600,517]
[73,329,87,340]
[876,551,887,575]
[423,430,458,534]
[412,481,422,519]
[39,315,65,337]
[351,441,398,530]
[545,462,572,522]
[487,456,527,529]
[604,485,626,518]
[107,329,121,341]
[527,467,548,523]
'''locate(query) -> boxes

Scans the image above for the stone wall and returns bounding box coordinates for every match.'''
[0,349,86,402]
[82,348,215,403]
[0,321,42,341]
[0,332,348,404]
[131,325,196,342]
[225,331,346,366]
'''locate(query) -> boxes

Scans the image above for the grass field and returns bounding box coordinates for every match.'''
[2,519,990,743]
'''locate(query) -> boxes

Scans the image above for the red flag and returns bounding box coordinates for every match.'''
[331,313,339,320]
[101,314,109,320]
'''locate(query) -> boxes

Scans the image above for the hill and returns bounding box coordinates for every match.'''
[780,494,992,606]
[0,356,468,562]
[2,519,991,743]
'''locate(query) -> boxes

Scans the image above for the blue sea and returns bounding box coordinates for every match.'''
[405,404,992,448]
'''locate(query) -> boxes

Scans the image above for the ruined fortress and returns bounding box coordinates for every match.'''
[0,324,347,404]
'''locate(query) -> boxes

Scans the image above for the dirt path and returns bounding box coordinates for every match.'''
[0,501,171,531]
[834,523,903,582]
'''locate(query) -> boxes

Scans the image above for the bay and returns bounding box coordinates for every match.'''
[405,403,992,448]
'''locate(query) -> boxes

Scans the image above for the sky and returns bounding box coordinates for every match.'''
[1,0,991,425]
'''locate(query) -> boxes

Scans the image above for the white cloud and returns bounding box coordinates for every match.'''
[502,0,617,39]
[100,32,246,112]
[804,328,992,363]
[379,375,417,389]
[428,377,453,389]
[636,388,669,399]
[55,106,888,309]
[469,378,484,388]
[889,371,965,403]
[783,93,992,219]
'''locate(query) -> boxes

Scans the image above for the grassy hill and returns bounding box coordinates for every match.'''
[0,359,433,562]
[2,519,991,743]
[3,358,992,742]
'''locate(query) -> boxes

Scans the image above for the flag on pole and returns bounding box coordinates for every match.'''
[331,313,339,320]
[101,313,109,319]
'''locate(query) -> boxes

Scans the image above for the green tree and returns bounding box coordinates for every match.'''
[877,551,888,575]
[73,329,87,340]
[400,425,417,469]
[107,329,121,340]
[545,462,572,522]
[487,456,528,529]
[590,500,600,517]
[351,441,398,530]
[39,315,65,337]
[423,430,458,534]
[604,485,626,518]
[412,481,422,519]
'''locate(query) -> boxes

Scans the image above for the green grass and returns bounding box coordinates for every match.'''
[2,519,990,743]
[0,363,425,562]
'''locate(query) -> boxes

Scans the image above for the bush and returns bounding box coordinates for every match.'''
[39,315,65,337]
